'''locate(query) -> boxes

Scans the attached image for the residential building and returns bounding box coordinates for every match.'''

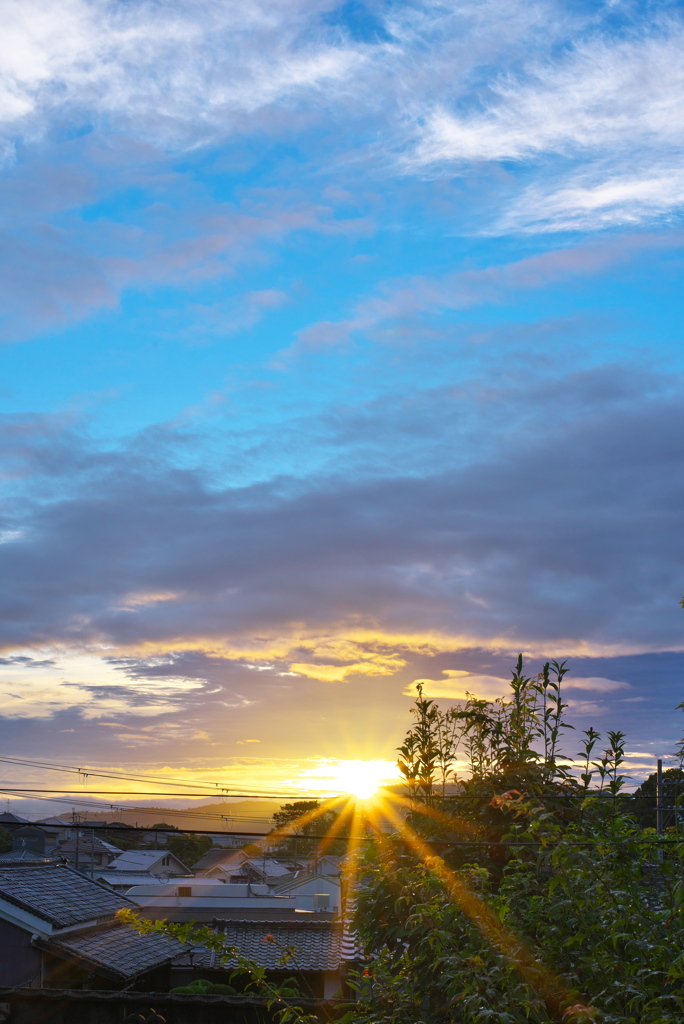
[0,865,183,990]
[171,917,362,999]
[95,848,191,890]
[191,847,246,876]
[272,872,341,914]
[33,817,73,846]
[4,826,51,857]
[204,832,278,850]
[95,872,171,893]
[54,835,122,871]
[0,850,58,865]
[193,848,302,883]
[125,879,335,923]
[108,849,191,876]
[0,811,28,829]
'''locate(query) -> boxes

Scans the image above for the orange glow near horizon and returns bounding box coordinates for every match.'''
[293,758,400,801]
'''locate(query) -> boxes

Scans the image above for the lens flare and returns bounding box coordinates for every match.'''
[295,758,398,800]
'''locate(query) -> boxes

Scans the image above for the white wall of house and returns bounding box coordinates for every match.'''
[274,874,340,913]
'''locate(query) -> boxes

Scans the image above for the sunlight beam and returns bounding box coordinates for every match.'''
[378,799,579,1019]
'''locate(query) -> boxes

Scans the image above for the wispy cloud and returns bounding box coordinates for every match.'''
[498,167,684,233]
[5,0,681,237]
[410,21,684,230]
[0,0,365,150]
[284,232,679,357]
[0,169,354,340]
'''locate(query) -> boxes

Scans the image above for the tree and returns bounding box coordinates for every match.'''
[0,828,12,854]
[397,656,579,850]
[166,832,213,867]
[631,767,684,829]
[271,801,348,859]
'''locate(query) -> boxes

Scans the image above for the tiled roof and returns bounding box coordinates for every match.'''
[96,871,170,887]
[57,837,122,855]
[191,919,359,972]
[112,850,165,867]
[245,858,292,878]
[0,865,133,927]
[45,923,183,980]
[0,850,56,864]
[111,850,189,872]
[192,849,243,871]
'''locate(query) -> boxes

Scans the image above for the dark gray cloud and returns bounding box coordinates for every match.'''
[1,360,683,654]
[0,655,56,667]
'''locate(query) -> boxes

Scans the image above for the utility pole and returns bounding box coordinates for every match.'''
[657,758,663,834]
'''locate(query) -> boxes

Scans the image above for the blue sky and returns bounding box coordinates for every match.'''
[2,0,684,803]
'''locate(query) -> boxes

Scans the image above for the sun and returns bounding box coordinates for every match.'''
[302,759,397,801]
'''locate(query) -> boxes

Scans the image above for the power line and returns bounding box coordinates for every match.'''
[6,823,368,839]
[1,790,330,799]
[0,757,231,789]
[0,788,339,824]
[0,756,312,797]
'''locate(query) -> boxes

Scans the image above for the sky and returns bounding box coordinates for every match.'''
[2,0,684,810]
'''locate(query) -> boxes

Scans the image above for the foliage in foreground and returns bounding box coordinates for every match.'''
[352,657,684,1024]
[353,811,684,1024]
[118,908,320,1024]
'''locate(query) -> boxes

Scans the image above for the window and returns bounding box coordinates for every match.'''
[178,886,192,897]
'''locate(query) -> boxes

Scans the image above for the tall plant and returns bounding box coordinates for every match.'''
[398,655,577,814]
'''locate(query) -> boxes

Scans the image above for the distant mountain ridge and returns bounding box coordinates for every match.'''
[53,799,282,833]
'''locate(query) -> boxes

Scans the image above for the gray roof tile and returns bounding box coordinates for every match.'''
[46,923,183,980]
[57,837,122,855]
[0,865,133,927]
[192,920,347,971]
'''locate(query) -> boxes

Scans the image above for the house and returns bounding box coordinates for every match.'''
[171,917,362,999]
[272,872,341,914]
[0,811,28,829]
[0,850,59,866]
[4,825,51,857]
[237,857,296,884]
[205,832,279,850]
[313,854,342,875]
[126,879,335,923]
[108,849,191,876]
[95,848,192,888]
[95,871,179,893]
[0,826,63,865]
[33,817,73,846]
[193,848,302,884]
[191,847,245,875]
[54,834,122,871]
[0,865,183,990]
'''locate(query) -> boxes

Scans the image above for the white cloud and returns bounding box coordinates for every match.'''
[409,22,684,230]
[563,676,630,693]
[498,167,684,233]
[0,0,365,149]
[405,670,509,700]
[1,0,680,232]
[0,651,202,719]
[407,673,630,701]
[413,28,684,165]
